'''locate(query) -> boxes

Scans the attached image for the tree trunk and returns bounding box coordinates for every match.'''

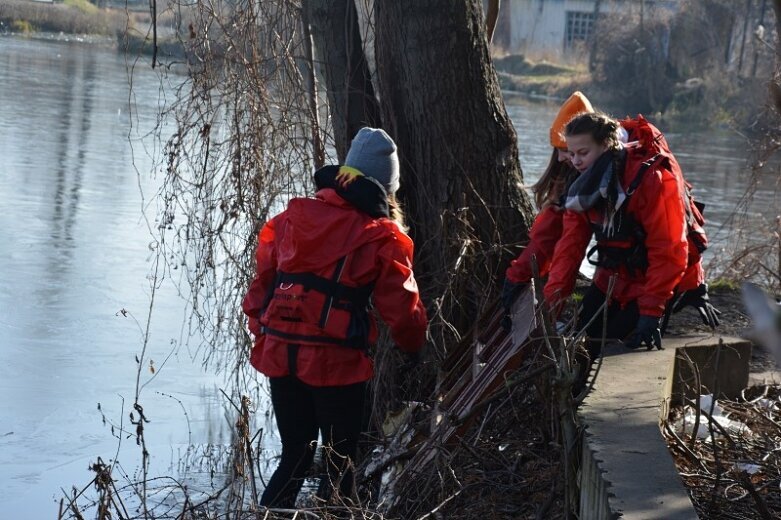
[770,0,781,113]
[773,0,781,58]
[374,0,534,344]
[303,0,382,161]
[738,0,754,76]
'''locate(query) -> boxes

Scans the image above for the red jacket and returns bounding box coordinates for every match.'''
[544,118,691,317]
[506,205,564,283]
[242,188,428,386]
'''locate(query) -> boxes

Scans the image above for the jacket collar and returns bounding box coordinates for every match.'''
[313,165,390,218]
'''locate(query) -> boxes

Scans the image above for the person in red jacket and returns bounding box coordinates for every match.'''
[617,117,719,335]
[502,92,594,323]
[544,112,691,352]
[243,127,428,508]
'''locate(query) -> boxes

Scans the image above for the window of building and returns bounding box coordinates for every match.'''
[565,11,595,48]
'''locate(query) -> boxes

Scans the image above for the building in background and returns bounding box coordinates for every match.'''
[494,0,680,58]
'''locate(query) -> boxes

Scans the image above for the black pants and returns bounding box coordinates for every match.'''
[260,375,366,508]
[578,284,639,347]
[574,284,640,390]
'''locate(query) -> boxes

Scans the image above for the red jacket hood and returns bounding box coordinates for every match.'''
[274,188,399,272]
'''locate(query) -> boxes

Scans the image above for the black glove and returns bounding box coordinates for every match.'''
[672,283,721,329]
[500,279,524,332]
[626,315,663,350]
[502,279,524,311]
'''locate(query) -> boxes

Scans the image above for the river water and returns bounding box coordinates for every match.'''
[0,36,778,518]
[0,36,251,518]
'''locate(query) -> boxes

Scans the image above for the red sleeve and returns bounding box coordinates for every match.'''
[242,219,278,336]
[373,231,428,352]
[543,210,592,306]
[678,259,705,293]
[506,206,564,283]
[634,167,689,316]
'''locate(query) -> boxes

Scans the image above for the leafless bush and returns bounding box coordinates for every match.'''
[665,384,781,519]
[59,392,389,519]
[710,216,781,293]
[590,0,773,123]
[706,91,781,293]
[590,7,678,114]
[146,0,331,374]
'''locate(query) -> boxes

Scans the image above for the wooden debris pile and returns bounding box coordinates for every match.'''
[364,286,565,518]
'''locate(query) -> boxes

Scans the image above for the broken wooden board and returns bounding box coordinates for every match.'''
[383,285,537,492]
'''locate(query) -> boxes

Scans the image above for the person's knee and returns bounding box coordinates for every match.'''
[278,440,317,472]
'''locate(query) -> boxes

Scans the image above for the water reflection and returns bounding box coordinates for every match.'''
[50,51,94,252]
[0,37,230,518]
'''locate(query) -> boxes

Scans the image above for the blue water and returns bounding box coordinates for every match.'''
[0,36,263,518]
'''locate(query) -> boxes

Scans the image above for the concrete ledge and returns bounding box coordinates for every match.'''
[578,335,751,519]
[666,336,752,408]
[750,369,781,387]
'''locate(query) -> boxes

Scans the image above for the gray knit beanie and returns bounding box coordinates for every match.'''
[345,127,400,194]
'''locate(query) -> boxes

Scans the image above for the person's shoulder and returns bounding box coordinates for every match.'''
[376,218,414,248]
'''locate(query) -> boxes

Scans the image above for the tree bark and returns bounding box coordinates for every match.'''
[374,0,534,343]
[303,0,382,161]
[301,7,325,170]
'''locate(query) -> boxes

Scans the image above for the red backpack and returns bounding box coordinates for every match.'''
[621,116,708,258]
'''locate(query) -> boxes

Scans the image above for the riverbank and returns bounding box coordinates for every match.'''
[495,53,589,101]
[0,0,125,36]
[0,0,769,133]
[494,52,773,134]
[0,0,184,59]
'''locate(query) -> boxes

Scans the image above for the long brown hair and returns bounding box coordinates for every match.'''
[531,149,578,209]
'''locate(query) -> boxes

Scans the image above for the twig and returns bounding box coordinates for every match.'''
[453,362,554,426]
[735,471,775,520]
[663,421,710,473]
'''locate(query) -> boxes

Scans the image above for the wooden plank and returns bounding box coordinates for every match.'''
[387,286,538,488]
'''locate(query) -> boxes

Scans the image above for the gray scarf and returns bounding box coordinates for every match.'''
[564,149,626,237]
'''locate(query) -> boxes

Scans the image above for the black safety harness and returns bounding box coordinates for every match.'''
[586,153,662,276]
[260,255,374,350]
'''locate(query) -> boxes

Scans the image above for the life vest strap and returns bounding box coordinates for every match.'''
[275,271,373,307]
[260,256,374,351]
[626,153,662,195]
[261,326,365,349]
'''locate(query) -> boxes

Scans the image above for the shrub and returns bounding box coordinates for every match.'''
[11,19,33,33]
[590,8,678,115]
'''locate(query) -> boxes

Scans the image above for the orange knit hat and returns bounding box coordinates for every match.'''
[549,91,594,149]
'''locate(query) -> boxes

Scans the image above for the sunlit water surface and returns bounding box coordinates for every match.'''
[0,36,278,518]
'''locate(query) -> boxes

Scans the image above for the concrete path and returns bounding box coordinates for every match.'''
[578,335,751,519]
